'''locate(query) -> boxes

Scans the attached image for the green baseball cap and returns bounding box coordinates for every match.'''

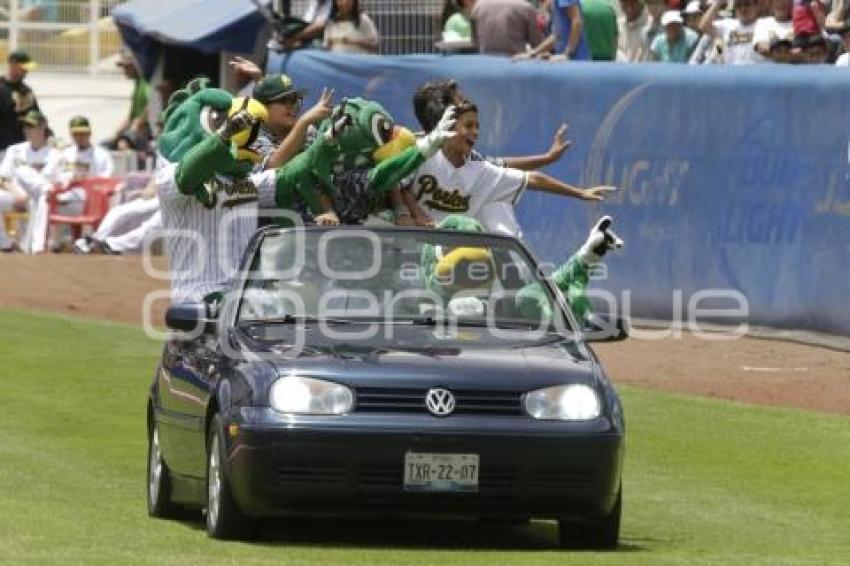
[252,74,306,104]
[20,109,46,126]
[8,50,37,71]
[69,115,91,134]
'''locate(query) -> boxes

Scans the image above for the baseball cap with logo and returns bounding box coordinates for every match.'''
[8,50,37,71]
[252,74,307,104]
[69,115,91,134]
[20,109,46,127]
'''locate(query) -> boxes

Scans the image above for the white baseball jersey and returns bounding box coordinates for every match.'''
[0,141,60,180]
[404,149,527,234]
[710,19,764,65]
[157,155,278,302]
[57,144,114,183]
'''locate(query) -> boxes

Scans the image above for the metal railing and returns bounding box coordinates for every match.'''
[0,0,126,73]
[288,0,443,55]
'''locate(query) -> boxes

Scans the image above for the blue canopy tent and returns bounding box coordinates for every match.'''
[112,0,265,80]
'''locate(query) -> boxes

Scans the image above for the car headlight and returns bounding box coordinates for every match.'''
[269,376,354,415]
[524,384,601,421]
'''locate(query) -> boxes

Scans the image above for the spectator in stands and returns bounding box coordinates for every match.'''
[583,0,620,60]
[0,109,60,254]
[696,0,765,64]
[441,0,476,41]
[791,0,827,57]
[825,0,850,35]
[683,1,705,31]
[834,24,850,64]
[753,0,794,58]
[283,0,333,50]
[651,10,700,60]
[550,0,592,60]
[0,51,40,157]
[104,51,150,150]
[472,0,544,56]
[618,0,653,61]
[324,0,380,54]
[644,0,668,45]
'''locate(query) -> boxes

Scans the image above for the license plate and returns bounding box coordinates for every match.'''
[403,452,479,492]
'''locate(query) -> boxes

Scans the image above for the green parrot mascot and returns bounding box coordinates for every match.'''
[421,214,624,327]
[274,97,456,225]
[157,77,270,208]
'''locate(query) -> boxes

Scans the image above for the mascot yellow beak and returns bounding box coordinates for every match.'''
[373,126,416,162]
[228,97,268,163]
[435,247,495,290]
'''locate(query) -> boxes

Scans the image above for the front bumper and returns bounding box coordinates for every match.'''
[225,408,624,520]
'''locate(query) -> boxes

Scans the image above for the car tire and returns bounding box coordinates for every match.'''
[147,424,178,518]
[558,486,621,549]
[206,414,249,539]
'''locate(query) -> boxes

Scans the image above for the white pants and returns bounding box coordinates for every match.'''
[15,165,53,254]
[0,190,15,248]
[94,196,159,241]
[105,209,161,253]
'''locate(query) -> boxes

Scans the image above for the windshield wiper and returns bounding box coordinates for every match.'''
[239,314,356,326]
[407,317,557,332]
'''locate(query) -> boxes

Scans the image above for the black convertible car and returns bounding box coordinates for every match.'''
[147,226,625,547]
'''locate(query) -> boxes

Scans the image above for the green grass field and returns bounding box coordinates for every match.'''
[1,308,848,565]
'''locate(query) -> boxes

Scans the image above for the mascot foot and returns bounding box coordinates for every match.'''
[579,216,624,264]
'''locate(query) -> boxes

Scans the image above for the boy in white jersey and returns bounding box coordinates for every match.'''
[403,101,616,237]
[0,109,60,253]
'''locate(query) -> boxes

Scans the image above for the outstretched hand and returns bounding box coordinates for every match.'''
[228,56,263,82]
[547,123,572,162]
[583,186,618,201]
[300,87,334,126]
[416,105,457,158]
[325,98,353,142]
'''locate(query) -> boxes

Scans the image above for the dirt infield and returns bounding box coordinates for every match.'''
[2,255,849,415]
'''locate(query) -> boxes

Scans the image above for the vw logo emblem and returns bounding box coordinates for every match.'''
[426,388,455,416]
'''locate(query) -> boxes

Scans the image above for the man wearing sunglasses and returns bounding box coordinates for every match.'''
[251,73,338,224]
[698,0,765,64]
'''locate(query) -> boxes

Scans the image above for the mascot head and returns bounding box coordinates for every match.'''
[421,215,497,298]
[157,77,268,177]
[319,97,415,168]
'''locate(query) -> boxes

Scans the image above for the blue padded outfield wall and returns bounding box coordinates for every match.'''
[270,51,850,335]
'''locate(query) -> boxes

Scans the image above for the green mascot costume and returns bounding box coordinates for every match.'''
[421,214,624,325]
[273,98,456,225]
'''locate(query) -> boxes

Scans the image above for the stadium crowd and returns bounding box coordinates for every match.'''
[281,0,850,64]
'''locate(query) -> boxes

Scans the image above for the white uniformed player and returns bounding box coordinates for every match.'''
[0,109,60,253]
[403,102,615,238]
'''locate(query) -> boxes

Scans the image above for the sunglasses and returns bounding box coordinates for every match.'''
[272,94,303,110]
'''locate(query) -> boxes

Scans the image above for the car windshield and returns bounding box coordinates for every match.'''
[236,228,573,333]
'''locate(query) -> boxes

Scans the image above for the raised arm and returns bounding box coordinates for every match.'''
[526,170,617,201]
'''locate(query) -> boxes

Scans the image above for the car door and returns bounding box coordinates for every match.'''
[156,335,218,478]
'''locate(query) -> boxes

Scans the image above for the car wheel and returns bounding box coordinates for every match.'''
[206,414,248,539]
[558,486,621,549]
[147,424,177,517]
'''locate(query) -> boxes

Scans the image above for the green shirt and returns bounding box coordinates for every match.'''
[129,77,150,121]
[582,0,618,61]
[443,12,472,41]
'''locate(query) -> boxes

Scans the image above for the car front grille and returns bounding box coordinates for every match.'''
[355,387,523,415]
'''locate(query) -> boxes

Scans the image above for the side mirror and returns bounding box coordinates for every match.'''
[583,315,629,343]
[165,303,215,335]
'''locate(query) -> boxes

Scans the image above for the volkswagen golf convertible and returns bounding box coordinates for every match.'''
[146,226,625,547]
